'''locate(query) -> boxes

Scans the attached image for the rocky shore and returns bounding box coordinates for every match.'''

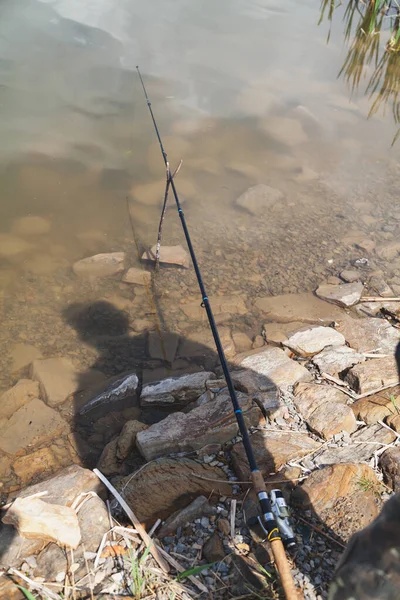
[1,254,400,599]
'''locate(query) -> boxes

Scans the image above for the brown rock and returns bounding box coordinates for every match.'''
[119,458,231,524]
[292,463,380,541]
[0,398,69,455]
[159,496,217,537]
[148,331,179,362]
[235,184,284,216]
[232,332,253,353]
[136,391,261,461]
[117,420,148,460]
[142,245,189,269]
[386,413,400,432]
[35,543,68,581]
[340,270,361,283]
[380,447,400,491]
[13,444,75,485]
[11,344,43,372]
[336,315,399,355]
[122,267,151,286]
[231,430,319,482]
[252,335,265,349]
[77,495,109,552]
[218,518,231,536]
[345,357,399,395]
[73,252,125,277]
[254,292,342,324]
[262,321,306,345]
[294,382,348,420]
[314,423,396,467]
[315,282,363,307]
[0,577,25,599]
[179,327,236,360]
[0,234,33,258]
[0,453,12,479]
[2,497,81,548]
[31,357,104,408]
[203,532,225,562]
[181,296,247,321]
[352,393,397,424]
[0,379,40,420]
[12,216,51,235]
[97,438,126,477]
[376,241,400,261]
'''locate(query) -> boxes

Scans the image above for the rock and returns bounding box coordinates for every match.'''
[96,438,125,477]
[159,495,217,537]
[252,335,265,349]
[340,270,361,283]
[148,331,179,362]
[386,413,400,432]
[136,391,261,461]
[352,393,396,424]
[140,372,215,408]
[2,497,81,549]
[0,399,69,455]
[376,241,400,261]
[283,325,345,357]
[132,318,154,333]
[0,379,40,420]
[117,420,148,460]
[336,315,399,354]
[31,357,104,408]
[132,178,195,204]
[0,453,12,479]
[308,403,357,440]
[314,423,396,467]
[12,444,75,485]
[231,430,319,482]
[292,463,380,541]
[368,275,393,298]
[141,245,189,269]
[315,282,364,307]
[77,495,109,552]
[235,184,285,216]
[232,332,253,353]
[218,518,231,536]
[237,347,312,391]
[231,369,276,395]
[0,577,25,599]
[16,464,104,506]
[345,356,399,395]
[35,544,68,581]
[340,231,376,253]
[73,252,125,277]
[356,300,400,318]
[380,447,400,491]
[255,292,343,324]
[294,382,349,420]
[119,458,231,524]
[262,321,305,345]
[122,267,151,286]
[78,372,138,416]
[11,344,43,372]
[11,216,51,235]
[0,234,33,258]
[179,327,236,361]
[262,116,307,146]
[181,295,247,321]
[312,345,365,377]
[203,532,225,562]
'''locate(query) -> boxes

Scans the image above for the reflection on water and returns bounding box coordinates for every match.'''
[320,0,400,144]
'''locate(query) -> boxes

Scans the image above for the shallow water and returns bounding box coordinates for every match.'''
[1,0,400,488]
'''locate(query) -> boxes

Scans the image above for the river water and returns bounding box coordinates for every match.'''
[1,1,400,389]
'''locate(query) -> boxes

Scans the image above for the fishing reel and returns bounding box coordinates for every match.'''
[248,489,296,548]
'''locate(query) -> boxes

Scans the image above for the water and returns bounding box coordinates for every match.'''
[1,0,400,487]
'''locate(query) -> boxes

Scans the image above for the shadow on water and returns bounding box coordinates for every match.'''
[320,0,400,145]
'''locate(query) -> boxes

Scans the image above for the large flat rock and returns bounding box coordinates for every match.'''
[315,282,364,307]
[120,458,231,525]
[140,372,216,407]
[0,379,40,420]
[231,430,319,481]
[136,391,261,461]
[237,347,312,391]
[312,345,365,377]
[181,295,247,321]
[254,292,343,324]
[235,184,285,216]
[336,315,400,354]
[142,244,189,268]
[73,252,125,277]
[283,325,345,357]
[352,392,397,425]
[0,398,69,455]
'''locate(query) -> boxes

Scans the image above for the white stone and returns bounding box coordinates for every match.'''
[140,372,216,407]
[73,252,125,277]
[142,245,189,269]
[283,326,345,357]
[312,345,365,377]
[238,347,312,391]
[235,184,284,216]
[2,497,81,549]
[315,282,364,307]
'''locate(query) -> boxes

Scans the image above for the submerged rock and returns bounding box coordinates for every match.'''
[79,372,139,415]
[0,233,33,258]
[11,216,51,236]
[255,292,342,324]
[122,267,151,285]
[315,282,364,307]
[235,184,285,216]
[73,252,125,277]
[141,244,190,268]
[140,371,215,408]
[0,379,40,420]
[340,270,361,283]
[283,325,345,357]
[11,343,43,372]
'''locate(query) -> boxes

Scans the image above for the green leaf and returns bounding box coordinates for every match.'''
[16,586,37,600]
[176,562,215,581]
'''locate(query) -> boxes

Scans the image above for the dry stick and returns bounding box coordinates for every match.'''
[361,297,400,301]
[190,472,307,486]
[7,568,61,600]
[230,499,237,539]
[155,159,183,271]
[156,546,208,594]
[93,468,170,574]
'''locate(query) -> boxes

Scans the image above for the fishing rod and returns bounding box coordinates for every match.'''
[136,66,299,600]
